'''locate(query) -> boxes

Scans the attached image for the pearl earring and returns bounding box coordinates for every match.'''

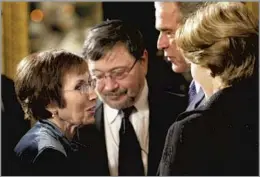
[52,111,58,118]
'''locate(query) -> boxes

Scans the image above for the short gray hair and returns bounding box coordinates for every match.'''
[177,2,206,24]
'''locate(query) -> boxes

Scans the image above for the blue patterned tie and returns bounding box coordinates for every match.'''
[188,81,197,104]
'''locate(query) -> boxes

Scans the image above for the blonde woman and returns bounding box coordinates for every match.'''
[158,2,258,175]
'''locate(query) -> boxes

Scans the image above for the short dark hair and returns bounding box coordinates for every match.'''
[15,49,88,120]
[82,19,145,61]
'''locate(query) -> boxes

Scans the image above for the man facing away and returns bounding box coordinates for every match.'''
[81,20,186,176]
[155,2,205,111]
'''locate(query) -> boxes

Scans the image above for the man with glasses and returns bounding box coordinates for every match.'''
[81,20,186,176]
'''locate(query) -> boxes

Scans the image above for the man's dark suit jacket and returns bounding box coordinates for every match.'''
[78,85,187,176]
[158,78,258,176]
[1,75,31,175]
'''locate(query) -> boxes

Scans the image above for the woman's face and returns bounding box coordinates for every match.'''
[57,69,97,126]
[190,62,210,86]
[190,62,214,96]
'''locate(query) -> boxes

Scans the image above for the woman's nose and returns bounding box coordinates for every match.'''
[88,88,97,100]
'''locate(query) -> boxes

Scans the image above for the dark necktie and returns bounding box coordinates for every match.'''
[188,81,197,104]
[118,106,144,176]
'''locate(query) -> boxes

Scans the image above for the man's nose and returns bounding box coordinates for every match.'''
[103,77,119,92]
[157,33,169,50]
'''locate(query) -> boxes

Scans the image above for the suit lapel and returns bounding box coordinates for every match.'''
[95,100,104,132]
[94,100,110,175]
[147,90,166,175]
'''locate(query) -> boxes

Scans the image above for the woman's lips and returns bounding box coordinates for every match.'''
[87,106,96,113]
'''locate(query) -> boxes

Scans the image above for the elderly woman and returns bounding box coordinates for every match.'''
[158,2,258,176]
[14,49,97,175]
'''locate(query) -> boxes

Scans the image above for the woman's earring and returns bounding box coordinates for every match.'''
[52,110,58,118]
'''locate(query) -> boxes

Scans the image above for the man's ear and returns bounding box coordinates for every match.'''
[139,49,149,75]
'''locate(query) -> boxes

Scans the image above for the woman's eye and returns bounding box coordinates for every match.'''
[75,84,85,90]
[75,86,81,90]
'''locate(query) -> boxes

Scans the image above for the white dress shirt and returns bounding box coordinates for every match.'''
[104,80,149,176]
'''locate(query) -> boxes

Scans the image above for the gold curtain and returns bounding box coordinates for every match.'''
[2,2,28,80]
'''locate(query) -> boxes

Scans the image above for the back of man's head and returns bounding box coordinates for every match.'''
[155,2,205,25]
[177,2,206,24]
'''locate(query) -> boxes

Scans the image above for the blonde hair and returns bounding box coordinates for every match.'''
[176,2,258,86]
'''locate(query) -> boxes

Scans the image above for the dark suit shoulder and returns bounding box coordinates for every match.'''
[159,111,210,175]
[178,110,207,129]
[149,88,186,103]
[149,89,187,117]
[164,111,206,151]
[160,94,259,175]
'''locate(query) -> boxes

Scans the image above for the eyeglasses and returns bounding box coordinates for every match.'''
[91,59,138,84]
[64,79,96,95]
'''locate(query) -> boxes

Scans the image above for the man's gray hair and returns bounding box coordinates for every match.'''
[178,2,206,24]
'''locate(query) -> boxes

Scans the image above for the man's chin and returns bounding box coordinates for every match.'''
[171,64,188,73]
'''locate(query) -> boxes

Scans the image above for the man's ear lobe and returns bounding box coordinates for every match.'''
[140,49,148,75]
[139,50,148,66]
[142,49,148,61]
